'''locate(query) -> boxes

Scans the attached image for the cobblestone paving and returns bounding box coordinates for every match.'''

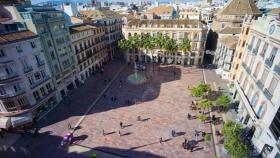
[73,64,215,158]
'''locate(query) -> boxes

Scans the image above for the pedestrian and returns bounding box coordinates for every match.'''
[184,138,188,145]
[34,128,39,136]
[68,123,71,130]
[118,130,121,136]
[159,137,163,143]
[120,122,123,129]
[102,129,105,136]
[172,130,176,137]
[187,113,191,120]
[190,145,194,152]
[137,116,141,121]
[0,129,3,139]
[111,97,114,102]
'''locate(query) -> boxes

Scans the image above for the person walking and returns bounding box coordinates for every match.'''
[120,122,123,129]
[187,113,191,120]
[159,137,163,143]
[68,123,72,130]
[118,130,122,136]
[102,129,105,136]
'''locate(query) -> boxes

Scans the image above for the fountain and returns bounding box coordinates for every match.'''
[127,62,147,85]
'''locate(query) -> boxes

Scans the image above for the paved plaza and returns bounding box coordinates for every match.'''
[1,58,217,158]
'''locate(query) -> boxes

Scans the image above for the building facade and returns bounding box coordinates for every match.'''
[0,31,56,129]
[122,19,208,66]
[214,35,238,80]
[16,6,78,101]
[232,11,280,158]
[70,24,108,83]
[230,15,255,80]
[80,10,123,60]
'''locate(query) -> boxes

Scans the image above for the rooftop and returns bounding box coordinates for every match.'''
[80,10,122,20]
[0,30,37,44]
[69,24,96,34]
[269,7,280,14]
[219,35,239,49]
[219,27,242,34]
[127,19,206,27]
[218,0,261,16]
[146,6,174,15]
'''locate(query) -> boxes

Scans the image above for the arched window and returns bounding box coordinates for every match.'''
[253,62,261,78]
[250,93,259,107]
[128,33,131,37]
[256,102,266,118]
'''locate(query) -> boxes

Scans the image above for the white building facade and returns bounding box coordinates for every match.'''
[232,12,280,158]
[0,31,56,129]
[70,24,108,83]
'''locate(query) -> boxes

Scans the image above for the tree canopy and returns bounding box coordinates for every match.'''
[216,95,231,108]
[198,99,212,110]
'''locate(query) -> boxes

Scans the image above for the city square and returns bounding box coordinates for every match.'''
[1,59,218,158]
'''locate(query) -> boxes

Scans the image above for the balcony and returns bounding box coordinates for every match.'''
[263,88,273,100]
[252,48,258,55]
[247,45,253,51]
[265,59,273,68]
[256,80,264,89]
[273,65,280,76]
[0,90,25,99]
[246,67,252,74]
[241,62,247,68]
[23,66,33,73]
[30,76,50,89]
[0,73,18,81]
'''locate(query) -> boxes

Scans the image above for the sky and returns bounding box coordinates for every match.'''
[31,0,203,5]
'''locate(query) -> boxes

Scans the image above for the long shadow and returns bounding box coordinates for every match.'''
[0,132,163,158]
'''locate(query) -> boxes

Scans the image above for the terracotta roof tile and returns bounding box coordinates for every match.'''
[0,30,37,44]
[127,19,206,27]
[219,27,241,34]
[218,0,261,16]
[219,35,239,49]
[147,6,174,15]
[80,10,122,20]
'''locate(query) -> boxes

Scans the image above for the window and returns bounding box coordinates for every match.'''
[46,83,52,92]
[13,83,21,92]
[5,66,14,75]
[260,69,269,83]
[268,47,278,63]
[40,87,46,96]
[256,103,266,118]
[28,76,35,85]
[253,62,261,78]
[260,43,268,57]
[18,98,25,106]
[34,72,41,80]
[41,70,46,79]
[30,41,36,48]
[47,40,52,47]
[255,39,261,52]
[242,77,248,90]
[33,91,40,101]
[245,28,249,35]
[54,64,59,73]
[238,71,244,83]
[0,49,5,57]
[4,101,16,111]
[250,93,259,107]
[247,85,254,99]
[16,45,23,53]
[0,87,6,95]
[50,51,56,60]
[242,41,245,47]
[268,77,278,95]
[250,36,255,46]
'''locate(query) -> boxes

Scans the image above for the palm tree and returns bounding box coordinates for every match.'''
[179,38,191,65]
[163,38,178,64]
[143,34,156,62]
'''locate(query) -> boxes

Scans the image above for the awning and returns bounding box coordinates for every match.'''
[0,116,11,129]
[11,112,33,127]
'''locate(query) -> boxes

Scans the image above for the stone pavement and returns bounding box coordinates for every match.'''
[1,61,218,158]
[70,64,214,158]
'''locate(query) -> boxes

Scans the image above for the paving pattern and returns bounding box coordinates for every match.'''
[1,59,216,158]
[72,64,214,158]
